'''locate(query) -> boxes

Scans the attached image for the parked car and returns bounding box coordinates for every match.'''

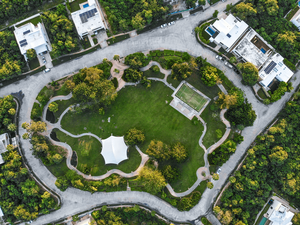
[43,60,46,64]
[44,68,51,73]
[168,22,172,26]
[170,21,175,25]
[216,55,223,60]
[217,168,221,174]
[225,61,233,68]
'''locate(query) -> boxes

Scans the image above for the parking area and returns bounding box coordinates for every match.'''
[38,52,53,69]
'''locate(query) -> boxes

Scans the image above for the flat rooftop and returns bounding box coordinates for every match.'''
[71,0,105,36]
[212,14,248,50]
[14,22,49,55]
[259,53,294,87]
[232,29,274,69]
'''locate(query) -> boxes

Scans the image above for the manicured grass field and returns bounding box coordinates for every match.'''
[175,84,207,111]
[55,130,142,176]
[143,68,165,79]
[60,82,205,191]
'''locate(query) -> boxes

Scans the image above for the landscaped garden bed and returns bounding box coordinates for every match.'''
[107,34,130,45]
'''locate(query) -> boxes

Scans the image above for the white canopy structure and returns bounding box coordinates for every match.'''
[101,136,128,165]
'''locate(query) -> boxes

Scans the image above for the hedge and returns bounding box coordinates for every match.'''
[283,58,296,71]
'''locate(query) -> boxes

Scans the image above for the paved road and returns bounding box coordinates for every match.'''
[1,0,300,224]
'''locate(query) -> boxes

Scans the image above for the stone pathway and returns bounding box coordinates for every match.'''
[42,94,149,180]
[139,61,172,80]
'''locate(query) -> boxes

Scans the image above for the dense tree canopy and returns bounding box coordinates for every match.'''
[216,91,300,224]
[0,149,55,222]
[237,62,259,86]
[41,4,79,58]
[0,30,25,80]
[100,0,170,33]
[0,95,16,134]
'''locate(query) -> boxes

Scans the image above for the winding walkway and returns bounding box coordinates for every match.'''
[42,95,149,180]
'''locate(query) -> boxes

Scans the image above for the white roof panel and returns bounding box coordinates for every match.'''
[101,136,128,165]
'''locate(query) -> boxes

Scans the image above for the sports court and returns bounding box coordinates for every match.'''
[175,84,207,112]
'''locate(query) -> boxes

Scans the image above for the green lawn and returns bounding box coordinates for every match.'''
[46,158,69,177]
[167,75,181,88]
[143,68,165,79]
[201,101,226,148]
[28,57,40,70]
[16,16,42,27]
[60,82,205,191]
[81,36,92,49]
[55,130,142,176]
[69,0,87,12]
[175,84,207,111]
[257,88,268,100]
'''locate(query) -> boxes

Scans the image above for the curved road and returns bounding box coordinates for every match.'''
[1,0,300,224]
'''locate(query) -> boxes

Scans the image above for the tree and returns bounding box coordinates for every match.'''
[229,176,236,183]
[171,62,191,81]
[52,154,63,164]
[26,121,47,134]
[8,108,16,115]
[233,2,257,20]
[137,167,166,194]
[125,128,145,145]
[292,212,300,225]
[113,55,120,61]
[146,140,170,160]
[226,100,257,127]
[217,92,238,109]
[26,49,36,60]
[65,80,75,91]
[213,10,219,18]
[207,182,214,189]
[200,65,219,86]
[212,173,219,180]
[22,133,30,140]
[48,102,58,112]
[131,13,145,30]
[269,146,288,165]
[8,123,16,131]
[237,62,259,86]
[170,142,188,162]
[229,56,237,64]
[22,122,29,129]
[122,68,143,82]
[6,144,14,151]
[124,52,147,69]
[144,10,152,24]
[119,19,128,31]
[151,65,160,73]
[162,165,179,182]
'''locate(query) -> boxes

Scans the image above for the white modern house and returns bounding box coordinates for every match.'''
[207,14,294,88]
[264,200,294,225]
[0,133,9,165]
[101,136,128,165]
[14,22,52,61]
[259,54,294,88]
[208,14,249,52]
[71,0,106,38]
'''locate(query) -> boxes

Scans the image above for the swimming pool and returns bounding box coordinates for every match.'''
[298,1,300,7]
[206,26,215,36]
[259,217,268,225]
[261,48,266,54]
[83,3,89,8]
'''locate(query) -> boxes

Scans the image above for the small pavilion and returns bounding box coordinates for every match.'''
[101,136,128,165]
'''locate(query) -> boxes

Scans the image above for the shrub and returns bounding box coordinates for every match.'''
[212,173,219,180]
[151,65,160,73]
[233,133,244,144]
[125,128,145,145]
[213,10,219,18]
[123,68,143,82]
[216,129,223,139]
[140,76,151,88]
[112,77,118,89]
[207,182,214,189]
[164,50,175,56]
[182,52,191,61]
[48,102,58,112]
